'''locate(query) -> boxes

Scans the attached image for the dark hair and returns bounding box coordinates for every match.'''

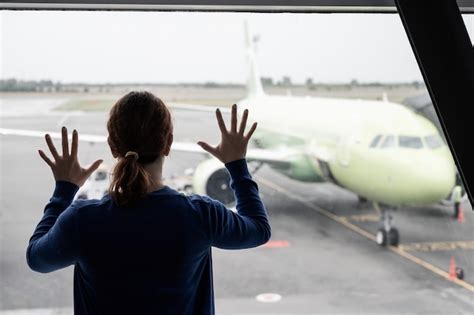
[107,91,173,207]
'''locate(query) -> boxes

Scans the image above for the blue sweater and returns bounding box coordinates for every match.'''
[27,158,271,314]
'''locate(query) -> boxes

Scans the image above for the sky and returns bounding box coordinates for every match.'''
[1,11,473,84]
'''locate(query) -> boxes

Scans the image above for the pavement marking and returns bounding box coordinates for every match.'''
[256,175,474,293]
[255,293,282,303]
[342,213,379,222]
[256,175,376,242]
[399,240,474,252]
[261,240,290,248]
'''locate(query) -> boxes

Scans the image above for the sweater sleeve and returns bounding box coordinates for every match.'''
[26,181,81,273]
[199,158,271,249]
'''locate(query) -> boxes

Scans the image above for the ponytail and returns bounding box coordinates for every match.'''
[109,154,154,207]
[106,91,173,208]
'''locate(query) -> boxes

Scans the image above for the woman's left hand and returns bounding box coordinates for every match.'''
[38,126,103,187]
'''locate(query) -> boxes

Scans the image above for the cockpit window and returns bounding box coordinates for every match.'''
[369,135,382,148]
[380,135,395,148]
[424,134,444,149]
[95,171,108,181]
[399,136,423,149]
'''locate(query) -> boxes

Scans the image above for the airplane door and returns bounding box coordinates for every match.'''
[337,113,361,167]
[337,134,352,167]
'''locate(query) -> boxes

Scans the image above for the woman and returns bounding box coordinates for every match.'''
[27,91,271,314]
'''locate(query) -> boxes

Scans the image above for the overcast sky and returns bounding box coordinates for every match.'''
[1,11,473,84]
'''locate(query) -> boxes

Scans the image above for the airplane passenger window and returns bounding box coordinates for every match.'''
[425,134,444,149]
[369,134,382,147]
[1,10,472,315]
[380,135,396,148]
[399,135,423,149]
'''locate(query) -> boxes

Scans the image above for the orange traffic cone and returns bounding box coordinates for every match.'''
[457,205,465,223]
[448,256,457,281]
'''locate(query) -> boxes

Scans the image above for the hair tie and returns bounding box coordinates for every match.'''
[125,151,139,160]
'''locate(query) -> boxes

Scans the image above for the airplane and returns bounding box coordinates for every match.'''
[0,22,459,247]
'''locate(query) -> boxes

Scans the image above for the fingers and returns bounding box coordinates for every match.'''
[238,109,249,136]
[45,134,60,160]
[85,159,103,177]
[38,150,54,167]
[71,129,78,158]
[230,104,237,133]
[61,126,69,157]
[245,122,258,141]
[197,141,217,155]
[215,108,227,134]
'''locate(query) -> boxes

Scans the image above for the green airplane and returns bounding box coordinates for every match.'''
[194,22,457,247]
[0,23,458,247]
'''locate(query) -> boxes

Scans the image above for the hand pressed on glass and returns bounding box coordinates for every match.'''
[197,104,257,164]
[38,126,103,187]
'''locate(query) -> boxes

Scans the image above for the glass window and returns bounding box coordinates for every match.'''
[399,136,423,149]
[369,134,382,148]
[425,134,443,149]
[2,10,471,315]
[380,135,396,148]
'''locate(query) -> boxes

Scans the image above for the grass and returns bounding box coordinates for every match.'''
[54,99,115,112]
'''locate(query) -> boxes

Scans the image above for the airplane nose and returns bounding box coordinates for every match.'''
[412,155,456,203]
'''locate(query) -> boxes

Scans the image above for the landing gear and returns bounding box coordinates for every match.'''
[376,227,399,246]
[375,204,400,247]
[357,195,369,209]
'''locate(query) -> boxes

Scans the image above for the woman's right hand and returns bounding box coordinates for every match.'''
[197,104,257,164]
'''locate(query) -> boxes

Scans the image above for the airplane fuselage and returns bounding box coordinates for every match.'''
[238,94,456,207]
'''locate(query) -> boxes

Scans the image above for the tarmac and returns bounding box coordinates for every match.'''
[1,97,473,314]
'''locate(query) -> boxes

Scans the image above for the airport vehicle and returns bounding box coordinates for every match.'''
[0,25,458,247]
[75,164,110,200]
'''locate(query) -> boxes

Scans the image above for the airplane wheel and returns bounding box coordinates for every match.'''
[388,228,400,246]
[376,228,387,246]
[456,267,464,280]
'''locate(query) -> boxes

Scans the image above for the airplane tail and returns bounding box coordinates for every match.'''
[244,21,264,97]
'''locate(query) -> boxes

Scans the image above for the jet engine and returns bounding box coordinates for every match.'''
[192,158,236,207]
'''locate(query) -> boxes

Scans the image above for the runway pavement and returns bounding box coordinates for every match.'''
[1,97,473,314]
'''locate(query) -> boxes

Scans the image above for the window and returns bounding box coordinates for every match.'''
[380,135,396,148]
[369,134,382,147]
[425,134,444,149]
[399,135,423,149]
[1,10,471,315]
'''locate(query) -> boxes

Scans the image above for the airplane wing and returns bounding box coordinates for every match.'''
[168,103,231,113]
[0,128,107,143]
[0,127,292,167]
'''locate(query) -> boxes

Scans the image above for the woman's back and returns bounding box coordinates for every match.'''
[74,186,213,314]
